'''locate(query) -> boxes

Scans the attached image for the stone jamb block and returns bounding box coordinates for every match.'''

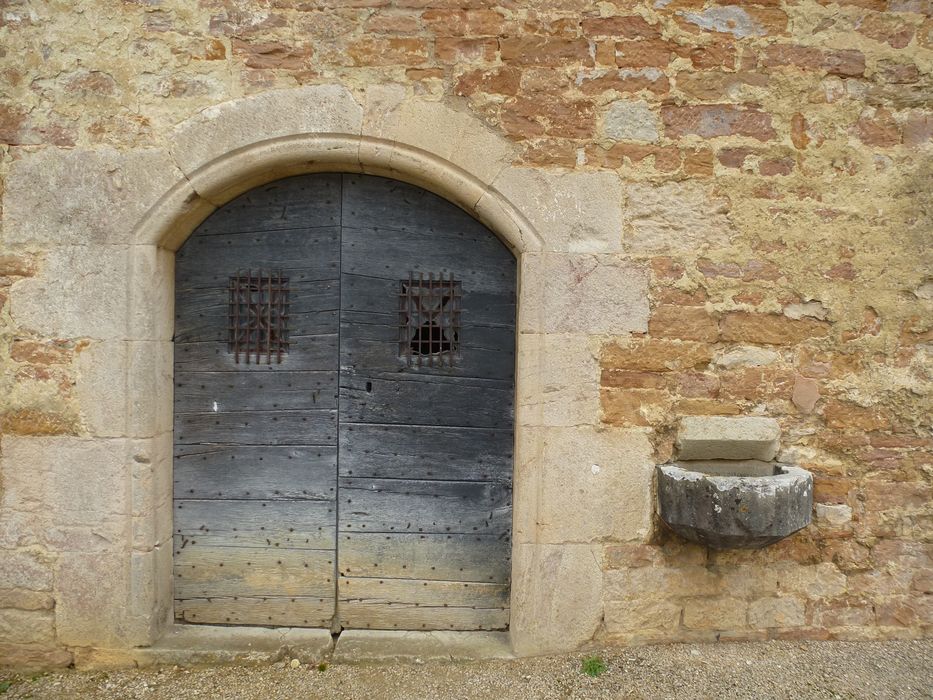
[490,167,623,253]
[509,542,604,656]
[519,252,649,335]
[536,427,654,544]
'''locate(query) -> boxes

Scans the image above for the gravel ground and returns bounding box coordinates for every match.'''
[2,639,932,700]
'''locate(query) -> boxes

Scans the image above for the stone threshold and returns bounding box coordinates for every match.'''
[73,625,513,669]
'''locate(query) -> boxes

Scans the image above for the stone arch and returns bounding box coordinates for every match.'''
[126,86,602,657]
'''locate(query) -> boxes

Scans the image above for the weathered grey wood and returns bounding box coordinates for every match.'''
[339,425,512,482]
[340,309,515,382]
[339,578,509,630]
[174,499,336,549]
[338,477,511,535]
[174,546,335,598]
[339,376,512,428]
[340,272,515,327]
[174,279,339,343]
[341,175,495,241]
[194,174,342,236]
[339,532,511,583]
[341,229,514,293]
[175,372,338,413]
[340,577,508,607]
[176,596,334,627]
[176,229,340,288]
[175,445,337,500]
[175,173,515,631]
[175,410,337,445]
[174,335,337,373]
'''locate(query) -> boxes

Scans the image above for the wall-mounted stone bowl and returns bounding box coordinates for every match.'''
[656,462,813,550]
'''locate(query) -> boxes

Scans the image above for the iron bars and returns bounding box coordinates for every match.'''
[228,269,290,364]
[399,272,462,368]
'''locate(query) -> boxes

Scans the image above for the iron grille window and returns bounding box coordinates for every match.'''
[228,269,290,364]
[399,272,461,367]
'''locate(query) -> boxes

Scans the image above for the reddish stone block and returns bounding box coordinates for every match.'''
[602,339,714,373]
[456,66,520,96]
[649,305,720,342]
[436,37,497,63]
[346,37,430,66]
[499,36,590,65]
[232,39,313,70]
[614,39,679,68]
[422,8,505,35]
[582,15,661,39]
[661,104,776,141]
[856,108,902,147]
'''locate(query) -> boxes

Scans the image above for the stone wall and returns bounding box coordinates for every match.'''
[0,0,931,666]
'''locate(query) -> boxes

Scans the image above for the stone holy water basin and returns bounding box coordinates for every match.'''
[656,461,813,550]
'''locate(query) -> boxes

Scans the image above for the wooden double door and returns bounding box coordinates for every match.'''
[172,174,515,631]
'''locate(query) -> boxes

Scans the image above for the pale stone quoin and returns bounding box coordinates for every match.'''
[1,0,931,668]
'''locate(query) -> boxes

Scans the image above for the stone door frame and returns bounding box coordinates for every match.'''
[110,86,649,657]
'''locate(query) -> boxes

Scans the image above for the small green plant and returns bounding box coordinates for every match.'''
[0,680,13,694]
[581,655,607,678]
[317,662,328,672]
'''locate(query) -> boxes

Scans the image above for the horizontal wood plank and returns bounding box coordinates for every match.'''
[341,175,497,242]
[175,410,337,445]
[174,334,337,373]
[338,576,508,631]
[174,445,337,500]
[339,375,512,428]
[193,174,341,236]
[339,532,511,583]
[174,499,336,549]
[174,279,339,342]
[338,477,511,535]
[175,371,338,413]
[339,425,512,482]
[174,546,335,598]
[176,596,334,627]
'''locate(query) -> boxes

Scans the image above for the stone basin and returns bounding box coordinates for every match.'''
[656,462,813,550]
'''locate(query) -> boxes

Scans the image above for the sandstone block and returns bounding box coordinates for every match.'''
[769,562,847,599]
[491,168,623,253]
[3,148,184,246]
[682,597,748,630]
[720,312,830,345]
[10,246,129,340]
[0,643,72,670]
[516,334,600,428]
[55,552,129,647]
[520,253,648,334]
[0,609,55,644]
[367,96,515,184]
[602,339,714,373]
[605,565,721,601]
[535,427,654,543]
[676,416,781,460]
[510,543,603,655]
[604,600,682,634]
[0,588,55,611]
[169,85,363,176]
[622,181,732,253]
[748,597,806,628]
[649,306,719,342]
[604,100,659,143]
[0,549,53,591]
[661,104,776,141]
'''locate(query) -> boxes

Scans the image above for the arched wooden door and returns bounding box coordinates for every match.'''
[173,174,515,631]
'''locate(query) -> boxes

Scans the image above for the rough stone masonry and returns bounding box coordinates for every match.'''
[0,0,931,669]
